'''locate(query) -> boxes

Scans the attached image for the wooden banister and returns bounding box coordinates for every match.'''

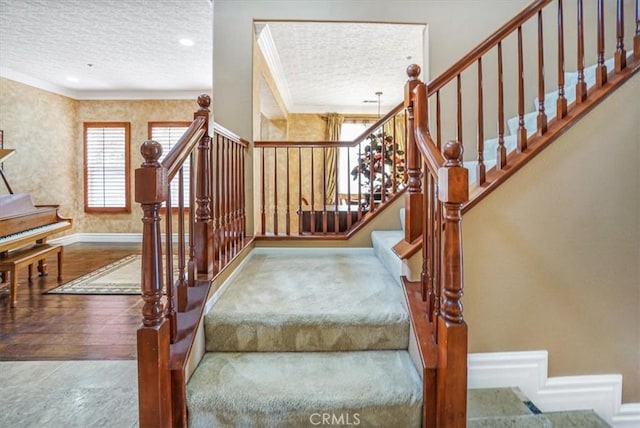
[402,0,638,426]
[136,95,250,427]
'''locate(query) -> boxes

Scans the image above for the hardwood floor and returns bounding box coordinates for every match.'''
[0,242,141,360]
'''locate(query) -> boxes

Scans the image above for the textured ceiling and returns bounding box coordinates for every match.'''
[0,0,212,99]
[256,21,425,115]
[0,1,424,114]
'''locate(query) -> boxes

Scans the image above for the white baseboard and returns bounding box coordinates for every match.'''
[50,233,142,245]
[468,350,640,427]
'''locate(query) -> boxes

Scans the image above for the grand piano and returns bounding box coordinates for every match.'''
[0,149,72,257]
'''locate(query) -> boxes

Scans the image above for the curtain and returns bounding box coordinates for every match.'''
[325,113,343,204]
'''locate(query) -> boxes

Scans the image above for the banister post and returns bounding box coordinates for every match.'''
[135,141,172,428]
[436,141,468,428]
[404,64,424,244]
[193,95,215,278]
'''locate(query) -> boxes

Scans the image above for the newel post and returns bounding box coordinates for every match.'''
[135,141,172,428]
[404,64,424,244]
[436,141,468,428]
[194,94,215,277]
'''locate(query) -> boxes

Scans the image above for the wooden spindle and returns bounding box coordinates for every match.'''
[322,147,328,233]
[286,148,291,236]
[347,146,353,230]
[298,148,303,234]
[456,74,463,145]
[214,136,221,269]
[188,151,195,285]
[310,148,316,233]
[635,0,640,58]
[596,0,607,88]
[260,147,266,235]
[176,168,187,312]
[334,145,339,234]
[136,140,172,428]
[615,0,627,72]
[436,90,442,149]
[357,142,363,221]
[537,10,548,135]
[273,148,278,235]
[164,191,176,343]
[423,171,432,305]
[476,57,486,186]
[517,25,527,152]
[496,42,507,169]
[557,0,568,119]
[576,0,587,103]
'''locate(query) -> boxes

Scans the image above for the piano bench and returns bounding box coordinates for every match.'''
[0,243,63,308]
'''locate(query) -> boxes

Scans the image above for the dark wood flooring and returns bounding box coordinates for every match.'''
[0,242,141,360]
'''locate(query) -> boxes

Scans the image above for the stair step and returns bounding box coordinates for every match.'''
[371,229,404,287]
[544,410,611,427]
[204,249,408,352]
[468,414,552,428]
[186,350,423,428]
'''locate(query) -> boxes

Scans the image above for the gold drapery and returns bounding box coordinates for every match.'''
[325,113,343,204]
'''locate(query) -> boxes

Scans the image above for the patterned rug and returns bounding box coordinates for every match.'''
[45,255,141,295]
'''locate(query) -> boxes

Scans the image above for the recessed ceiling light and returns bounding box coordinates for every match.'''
[179,38,195,47]
[67,77,79,82]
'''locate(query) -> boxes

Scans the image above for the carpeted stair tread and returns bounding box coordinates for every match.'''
[205,249,409,352]
[187,350,422,428]
[468,414,552,428]
[468,387,534,419]
[543,410,611,427]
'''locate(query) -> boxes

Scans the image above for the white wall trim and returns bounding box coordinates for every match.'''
[50,233,142,245]
[468,350,640,427]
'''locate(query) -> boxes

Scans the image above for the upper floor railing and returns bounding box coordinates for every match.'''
[254,104,406,238]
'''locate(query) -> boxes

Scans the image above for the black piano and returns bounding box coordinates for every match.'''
[0,148,72,260]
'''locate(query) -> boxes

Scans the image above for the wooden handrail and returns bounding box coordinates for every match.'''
[162,117,205,181]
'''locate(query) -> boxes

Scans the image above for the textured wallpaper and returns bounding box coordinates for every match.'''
[0,77,203,234]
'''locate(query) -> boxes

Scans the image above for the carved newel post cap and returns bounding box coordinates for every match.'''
[406,64,421,80]
[140,140,162,167]
[197,94,211,110]
[443,140,463,166]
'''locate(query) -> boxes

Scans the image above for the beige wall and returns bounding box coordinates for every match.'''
[0,77,199,234]
[463,74,640,402]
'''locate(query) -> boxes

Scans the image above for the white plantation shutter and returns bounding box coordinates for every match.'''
[150,123,190,207]
[84,123,130,212]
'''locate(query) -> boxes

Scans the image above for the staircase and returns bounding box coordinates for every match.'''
[185,217,612,426]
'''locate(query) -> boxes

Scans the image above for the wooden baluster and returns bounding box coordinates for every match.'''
[436,90,442,149]
[298,148,303,234]
[224,141,231,265]
[213,136,221,270]
[434,181,442,324]
[635,0,640,58]
[229,141,236,254]
[517,25,527,152]
[286,148,291,236]
[260,147,266,235]
[403,64,423,244]
[537,10,548,135]
[176,168,187,312]
[615,0,627,72]
[576,0,587,104]
[193,95,213,277]
[333,145,339,234]
[346,146,353,230]
[496,42,507,169]
[188,151,196,286]
[557,0,568,119]
[380,131,386,204]
[240,144,246,244]
[392,115,398,194]
[424,169,432,305]
[136,140,171,428]
[596,0,607,88]
[435,140,468,428]
[164,191,176,343]
[369,137,375,212]
[456,74,463,146]
[273,147,278,235]
[310,148,316,233]
[357,142,363,221]
[322,147,328,233]
[476,58,486,186]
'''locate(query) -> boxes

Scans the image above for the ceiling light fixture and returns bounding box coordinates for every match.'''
[375,91,383,117]
[179,38,195,47]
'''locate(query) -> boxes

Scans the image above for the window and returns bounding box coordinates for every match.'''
[84,122,130,213]
[338,121,373,201]
[149,122,191,207]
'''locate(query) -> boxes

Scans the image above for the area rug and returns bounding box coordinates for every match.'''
[46,255,141,295]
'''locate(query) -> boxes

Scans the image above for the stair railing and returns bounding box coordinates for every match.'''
[135,95,249,427]
[403,0,639,426]
[254,104,406,237]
